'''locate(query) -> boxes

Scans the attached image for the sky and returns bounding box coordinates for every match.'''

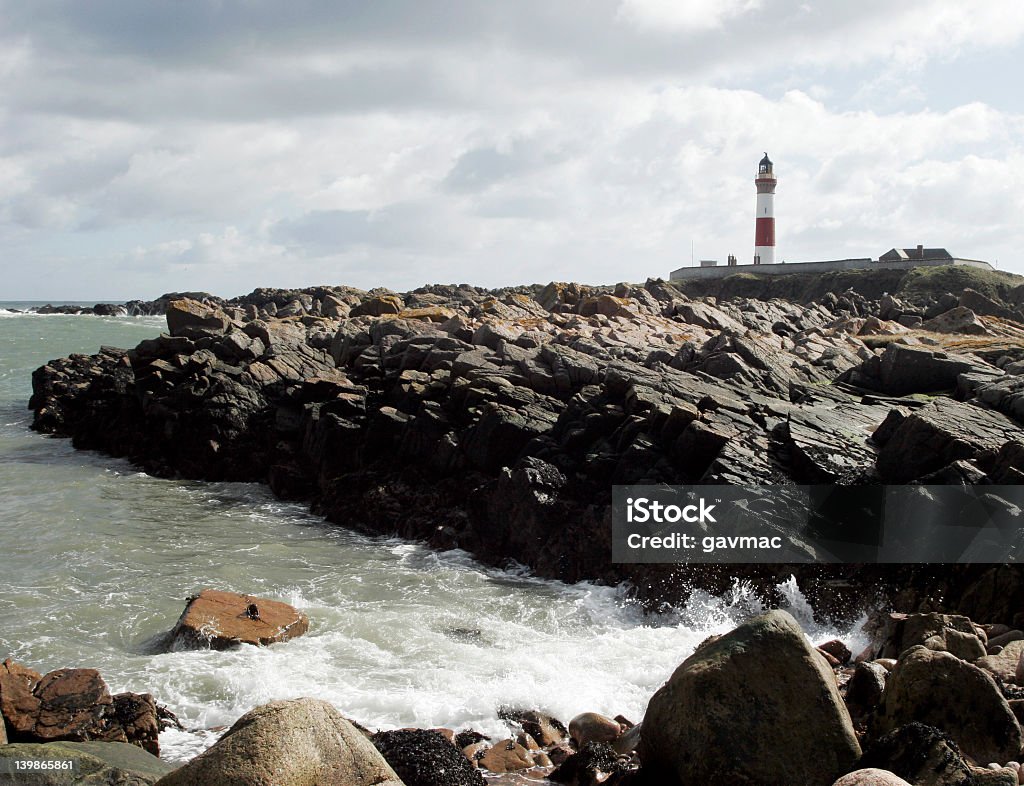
[2,1,1023,301]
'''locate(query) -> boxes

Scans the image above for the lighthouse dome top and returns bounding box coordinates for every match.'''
[758,152,773,174]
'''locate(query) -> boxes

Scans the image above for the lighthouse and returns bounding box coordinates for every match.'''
[754,152,776,265]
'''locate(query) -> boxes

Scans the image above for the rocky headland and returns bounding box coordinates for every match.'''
[14,266,1024,783]
[25,267,1024,616]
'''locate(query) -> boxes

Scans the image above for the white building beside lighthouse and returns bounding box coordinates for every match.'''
[754,152,777,265]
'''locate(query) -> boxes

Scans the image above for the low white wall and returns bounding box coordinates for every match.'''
[668,257,992,281]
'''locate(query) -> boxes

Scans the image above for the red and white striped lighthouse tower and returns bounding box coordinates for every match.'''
[754,152,776,265]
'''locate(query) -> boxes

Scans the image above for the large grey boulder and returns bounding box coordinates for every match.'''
[638,609,861,785]
[0,740,173,785]
[154,698,405,786]
[873,646,1023,764]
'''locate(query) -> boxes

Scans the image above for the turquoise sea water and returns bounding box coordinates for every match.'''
[0,306,861,762]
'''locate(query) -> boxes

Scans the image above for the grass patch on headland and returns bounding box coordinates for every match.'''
[898,265,1024,302]
[674,263,1024,306]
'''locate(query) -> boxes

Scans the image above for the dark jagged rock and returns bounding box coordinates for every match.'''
[840,343,996,396]
[875,399,1024,482]
[549,741,629,784]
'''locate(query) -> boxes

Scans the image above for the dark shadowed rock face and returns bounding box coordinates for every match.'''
[867,613,986,661]
[859,722,1017,786]
[372,729,485,786]
[27,282,1024,613]
[872,646,1023,764]
[638,609,861,786]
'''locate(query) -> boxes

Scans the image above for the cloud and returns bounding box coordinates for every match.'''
[1,0,1023,299]
[617,0,762,32]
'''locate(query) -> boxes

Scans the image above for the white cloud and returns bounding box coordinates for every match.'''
[617,0,761,32]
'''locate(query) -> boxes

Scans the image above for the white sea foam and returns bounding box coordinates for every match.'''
[145,554,867,763]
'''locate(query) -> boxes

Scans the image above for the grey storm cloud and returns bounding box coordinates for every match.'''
[0,0,890,123]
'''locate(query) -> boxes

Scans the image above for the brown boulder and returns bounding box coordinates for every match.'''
[820,639,853,664]
[0,658,42,735]
[922,306,990,335]
[33,668,117,742]
[351,295,404,317]
[111,693,162,756]
[535,281,583,311]
[577,295,639,319]
[0,660,166,755]
[639,609,861,786]
[568,712,620,747]
[874,646,1023,764]
[479,739,534,773]
[166,299,231,337]
[169,589,309,649]
[508,709,568,746]
[321,293,351,319]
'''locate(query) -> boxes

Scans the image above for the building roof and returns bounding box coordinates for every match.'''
[879,247,953,261]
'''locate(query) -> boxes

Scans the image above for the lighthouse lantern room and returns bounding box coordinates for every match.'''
[754,152,777,265]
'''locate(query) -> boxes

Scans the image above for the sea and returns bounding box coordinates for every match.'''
[0,303,868,763]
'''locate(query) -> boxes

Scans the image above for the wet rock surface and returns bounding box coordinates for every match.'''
[26,278,1024,611]
[0,659,173,756]
[168,589,309,650]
